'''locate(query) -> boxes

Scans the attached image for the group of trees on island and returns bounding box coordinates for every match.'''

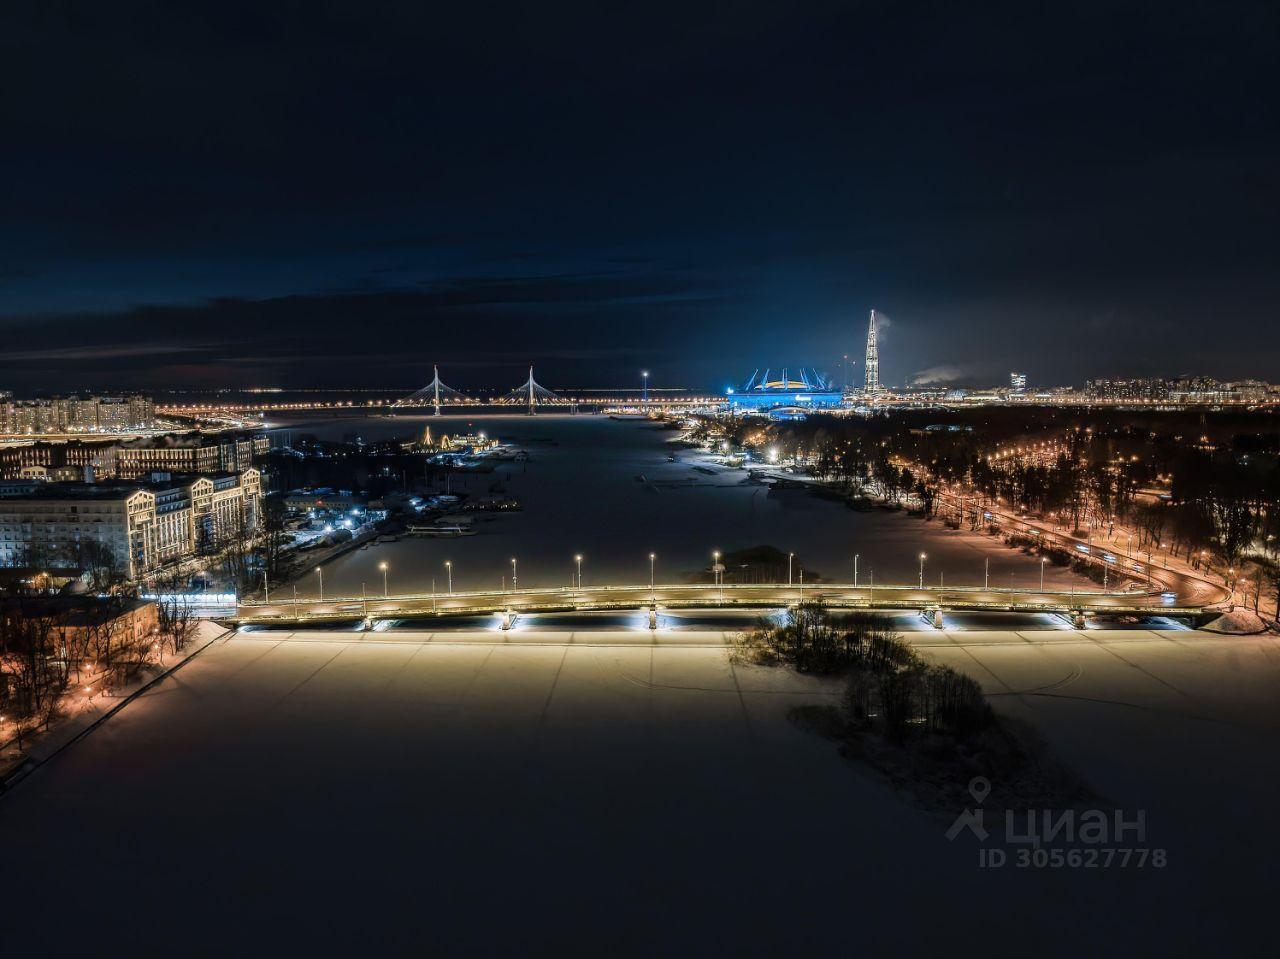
[709,406,1280,615]
[736,601,993,742]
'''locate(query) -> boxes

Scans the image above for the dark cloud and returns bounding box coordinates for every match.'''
[1,270,736,389]
[2,1,1278,391]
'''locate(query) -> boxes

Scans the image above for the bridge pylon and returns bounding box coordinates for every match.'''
[500,365,560,415]
[395,365,465,414]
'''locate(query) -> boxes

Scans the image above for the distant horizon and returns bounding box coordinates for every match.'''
[7,366,1276,399]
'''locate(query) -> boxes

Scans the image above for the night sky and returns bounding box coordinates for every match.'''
[3,2,1277,393]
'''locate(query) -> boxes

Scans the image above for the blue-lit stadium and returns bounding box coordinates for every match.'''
[726,367,845,418]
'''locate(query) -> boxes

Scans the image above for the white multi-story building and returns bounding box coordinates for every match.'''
[0,469,260,580]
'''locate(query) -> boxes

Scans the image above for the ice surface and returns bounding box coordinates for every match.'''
[1,628,1277,955]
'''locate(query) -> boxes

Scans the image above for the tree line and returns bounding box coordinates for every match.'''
[711,406,1280,616]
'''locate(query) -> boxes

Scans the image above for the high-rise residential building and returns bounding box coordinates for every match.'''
[1085,378,1169,401]
[0,394,155,434]
[1010,372,1027,394]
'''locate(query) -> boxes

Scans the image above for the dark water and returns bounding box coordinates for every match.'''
[272,412,1091,599]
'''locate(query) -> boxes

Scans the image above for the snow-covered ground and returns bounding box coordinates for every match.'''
[1,628,1277,954]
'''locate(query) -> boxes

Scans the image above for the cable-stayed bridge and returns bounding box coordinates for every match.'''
[391,366,466,414]
[493,366,560,414]
[157,368,723,417]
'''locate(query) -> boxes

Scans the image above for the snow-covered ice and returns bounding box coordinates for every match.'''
[1,627,1277,955]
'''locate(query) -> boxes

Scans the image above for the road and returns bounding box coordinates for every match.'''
[931,488,1232,610]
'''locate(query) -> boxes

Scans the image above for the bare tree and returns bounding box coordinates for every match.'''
[157,595,199,656]
[73,537,127,594]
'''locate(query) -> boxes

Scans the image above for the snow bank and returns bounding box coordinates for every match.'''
[1200,607,1273,634]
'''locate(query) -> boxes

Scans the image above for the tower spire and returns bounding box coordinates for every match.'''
[863,310,880,396]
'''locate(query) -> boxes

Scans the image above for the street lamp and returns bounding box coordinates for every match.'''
[315,567,324,602]
[649,552,656,592]
[1040,556,1047,591]
[511,558,518,591]
[379,561,389,598]
[445,560,453,595]
[712,550,722,601]
[641,370,649,403]
[788,552,794,586]
[854,553,859,588]
[575,554,583,590]
[918,553,926,589]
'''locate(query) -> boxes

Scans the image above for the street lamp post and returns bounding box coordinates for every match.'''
[575,554,583,591]
[788,552,794,587]
[263,570,270,603]
[315,567,324,602]
[511,558,518,591]
[918,552,926,589]
[984,557,990,590]
[641,370,649,404]
[445,560,452,595]
[713,550,722,601]
[379,561,389,598]
[1040,556,1047,591]
[854,553,859,588]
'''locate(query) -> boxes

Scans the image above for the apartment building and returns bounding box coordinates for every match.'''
[0,394,155,434]
[0,432,267,481]
[0,469,261,580]
[115,432,268,478]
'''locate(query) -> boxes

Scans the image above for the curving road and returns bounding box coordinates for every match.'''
[934,492,1232,610]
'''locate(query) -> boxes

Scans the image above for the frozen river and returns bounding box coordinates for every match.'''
[277,413,1092,599]
[2,627,1277,954]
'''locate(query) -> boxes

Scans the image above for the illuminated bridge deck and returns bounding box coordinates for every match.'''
[230,579,1220,628]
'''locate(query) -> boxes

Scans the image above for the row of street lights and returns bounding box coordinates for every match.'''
[306,549,1105,602]
[311,552,682,600]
